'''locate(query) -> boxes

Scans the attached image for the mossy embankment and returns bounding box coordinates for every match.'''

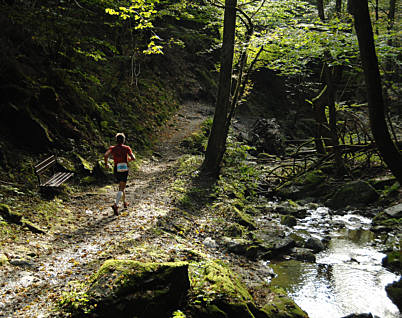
[0,0,218,188]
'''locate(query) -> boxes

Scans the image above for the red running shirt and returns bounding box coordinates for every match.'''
[108,145,133,165]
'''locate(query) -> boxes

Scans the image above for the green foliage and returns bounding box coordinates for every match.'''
[181,118,212,154]
[58,281,93,315]
[171,310,186,318]
[214,137,258,203]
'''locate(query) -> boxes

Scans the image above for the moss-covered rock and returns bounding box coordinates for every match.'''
[326,180,379,209]
[385,277,402,311]
[281,215,297,227]
[372,207,402,232]
[21,219,46,234]
[382,250,402,273]
[261,287,308,318]
[225,223,247,238]
[274,201,308,219]
[275,170,329,200]
[234,207,256,230]
[189,260,264,318]
[252,229,296,259]
[60,260,190,317]
[221,237,259,259]
[0,203,22,224]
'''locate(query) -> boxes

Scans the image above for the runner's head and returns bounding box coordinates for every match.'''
[116,133,125,145]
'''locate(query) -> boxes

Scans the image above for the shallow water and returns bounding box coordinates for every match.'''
[270,207,401,318]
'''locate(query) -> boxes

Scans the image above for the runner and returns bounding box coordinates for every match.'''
[104,133,136,215]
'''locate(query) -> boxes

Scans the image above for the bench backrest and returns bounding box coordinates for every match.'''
[35,155,57,175]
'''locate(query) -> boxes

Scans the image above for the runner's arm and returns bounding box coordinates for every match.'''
[128,151,136,162]
[104,149,112,168]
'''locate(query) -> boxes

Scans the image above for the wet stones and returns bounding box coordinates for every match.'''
[280,215,297,227]
[291,248,316,262]
[304,237,325,253]
[372,203,402,233]
[274,202,308,218]
[384,203,402,219]
[341,314,380,318]
[252,230,296,259]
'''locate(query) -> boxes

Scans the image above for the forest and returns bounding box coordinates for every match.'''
[0,0,401,317]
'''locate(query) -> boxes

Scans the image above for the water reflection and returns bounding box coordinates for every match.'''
[270,209,401,318]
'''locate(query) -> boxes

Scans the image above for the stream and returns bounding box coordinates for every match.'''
[270,207,401,318]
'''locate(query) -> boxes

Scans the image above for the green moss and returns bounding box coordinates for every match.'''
[234,207,256,230]
[190,260,253,304]
[76,154,93,173]
[225,223,246,238]
[61,260,190,316]
[304,170,325,185]
[189,260,261,317]
[386,278,402,311]
[90,259,188,286]
[81,176,97,185]
[281,215,297,227]
[373,211,402,228]
[382,250,402,272]
[261,287,308,318]
[0,253,8,266]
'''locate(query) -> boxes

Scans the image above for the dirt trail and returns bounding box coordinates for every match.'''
[0,101,213,318]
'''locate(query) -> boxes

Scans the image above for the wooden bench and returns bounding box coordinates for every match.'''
[34,155,74,187]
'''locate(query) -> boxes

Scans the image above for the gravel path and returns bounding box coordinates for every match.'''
[0,101,213,318]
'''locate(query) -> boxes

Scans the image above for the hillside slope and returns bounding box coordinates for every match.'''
[0,0,218,186]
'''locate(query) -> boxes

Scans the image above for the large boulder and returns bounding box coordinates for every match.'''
[326,180,379,209]
[60,260,190,317]
[385,277,402,312]
[248,118,286,156]
[304,237,325,253]
[384,203,402,219]
[189,260,259,318]
[221,236,259,259]
[382,250,402,273]
[252,230,296,259]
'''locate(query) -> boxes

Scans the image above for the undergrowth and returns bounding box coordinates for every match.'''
[171,123,263,221]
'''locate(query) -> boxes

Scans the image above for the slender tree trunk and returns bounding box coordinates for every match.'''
[348,0,402,184]
[388,0,396,29]
[317,0,325,20]
[312,85,330,154]
[324,60,345,174]
[336,0,342,13]
[201,0,237,177]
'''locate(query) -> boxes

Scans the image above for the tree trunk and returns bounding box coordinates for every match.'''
[317,0,325,20]
[388,0,396,30]
[336,0,342,13]
[348,0,402,184]
[201,0,237,177]
[312,85,330,154]
[324,60,345,174]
